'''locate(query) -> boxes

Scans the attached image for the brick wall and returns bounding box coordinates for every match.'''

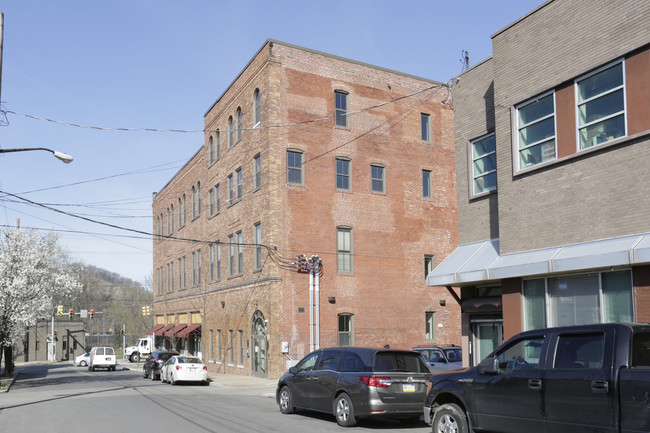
[153,40,459,378]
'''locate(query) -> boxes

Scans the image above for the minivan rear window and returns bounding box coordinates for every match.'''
[373,352,428,372]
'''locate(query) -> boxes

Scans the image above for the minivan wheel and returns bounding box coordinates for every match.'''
[432,403,468,433]
[278,386,294,414]
[334,393,357,427]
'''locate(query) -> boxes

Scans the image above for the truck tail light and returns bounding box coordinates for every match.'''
[359,376,391,388]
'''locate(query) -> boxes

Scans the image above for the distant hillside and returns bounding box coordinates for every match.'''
[57,264,153,344]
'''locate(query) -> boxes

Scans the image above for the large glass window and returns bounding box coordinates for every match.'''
[577,61,625,150]
[337,227,352,273]
[335,90,349,127]
[287,150,303,184]
[516,92,556,169]
[336,158,350,191]
[523,270,633,330]
[371,164,385,193]
[472,133,497,195]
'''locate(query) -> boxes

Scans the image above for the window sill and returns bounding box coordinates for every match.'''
[514,130,650,177]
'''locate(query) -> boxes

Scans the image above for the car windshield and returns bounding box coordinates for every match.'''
[443,348,462,362]
[373,352,428,372]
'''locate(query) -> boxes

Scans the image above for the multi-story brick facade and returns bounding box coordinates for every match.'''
[152,40,458,379]
[429,0,650,366]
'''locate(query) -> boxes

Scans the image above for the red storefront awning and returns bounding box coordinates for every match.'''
[144,324,164,335]
[164,324,187,337]
[177,324,201,338]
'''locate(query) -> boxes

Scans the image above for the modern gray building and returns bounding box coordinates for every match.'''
[23,320,87,362]
[428,0,650,366]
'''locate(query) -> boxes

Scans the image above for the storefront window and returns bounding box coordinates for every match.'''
[523,270,632,330]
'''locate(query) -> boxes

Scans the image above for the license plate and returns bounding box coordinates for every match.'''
[402,384,416,392]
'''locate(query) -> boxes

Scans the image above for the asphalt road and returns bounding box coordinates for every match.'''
[0,363,430,433]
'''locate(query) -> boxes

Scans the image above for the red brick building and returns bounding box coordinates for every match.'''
[152,40,458,379]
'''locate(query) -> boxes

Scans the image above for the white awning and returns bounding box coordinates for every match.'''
[427,233,650,287]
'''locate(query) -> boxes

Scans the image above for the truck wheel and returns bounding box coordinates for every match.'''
[131,353,140,363]
[432,403,468,433]
[334,393,357,427]
[278,386,294,414]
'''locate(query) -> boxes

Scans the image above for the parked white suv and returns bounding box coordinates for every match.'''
[89,347,117,371]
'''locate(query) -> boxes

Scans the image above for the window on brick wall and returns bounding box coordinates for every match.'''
[236,107,243,143]
[421,113,431,142]
[287,150,304,184]
[471,133,497,195]
[335,90,349,128]
[237,231,243,275]
[576,60,626,150]
[254,222,262,270]
[215,130,221,161]
[253,89,261,126]
[338,313,354,346]
[228,234,235,276]
[422,170,432,199]
[337,227,353,273]
[228,174,234,205]
[516,91,556,170]
[254,154,261,190]
[371,164,385,193]
[208,136,214,165]
[209,188,215,217]
[215,184,221,214]
[236,168,242,201]
[425,312,435,340]
[424,255,434,281]
[228,116,234,148]
[336,158,351,191]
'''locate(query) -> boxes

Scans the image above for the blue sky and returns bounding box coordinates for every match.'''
[0,0,545,284]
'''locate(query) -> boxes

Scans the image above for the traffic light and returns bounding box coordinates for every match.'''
[90,309,94,319]
[120,329,124,336]
[69,309,74,320]
[57,305,63,316]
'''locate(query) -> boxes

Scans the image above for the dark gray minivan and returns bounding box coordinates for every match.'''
[276,347,431,426]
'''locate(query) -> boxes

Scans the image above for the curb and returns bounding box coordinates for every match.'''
[0,371,18,393]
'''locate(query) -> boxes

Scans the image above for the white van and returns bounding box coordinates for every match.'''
[88,347,117,371]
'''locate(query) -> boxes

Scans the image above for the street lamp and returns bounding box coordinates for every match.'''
[0,147,74,163]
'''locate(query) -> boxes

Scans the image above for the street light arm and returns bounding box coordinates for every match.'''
[0,147,74,163]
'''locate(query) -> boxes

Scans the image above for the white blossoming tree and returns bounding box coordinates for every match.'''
[0,228,82,374]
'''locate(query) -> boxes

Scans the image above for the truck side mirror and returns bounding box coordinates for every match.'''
[478,356,499,375]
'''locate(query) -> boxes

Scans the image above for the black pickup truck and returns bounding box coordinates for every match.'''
[423,323,650,433]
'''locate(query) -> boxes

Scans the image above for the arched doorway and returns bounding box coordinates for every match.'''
[251,311,267,378]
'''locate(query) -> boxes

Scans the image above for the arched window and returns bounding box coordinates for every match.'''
[228,116,234,148]
[215,129,221,161]
[192,186,197,218]
[208,136,214,165]
[253,89,261,126]
[236,107,242,143]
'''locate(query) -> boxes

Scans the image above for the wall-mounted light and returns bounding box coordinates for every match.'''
[220,301,225,308]
[439,299,446,306]
[328,297,336,304]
